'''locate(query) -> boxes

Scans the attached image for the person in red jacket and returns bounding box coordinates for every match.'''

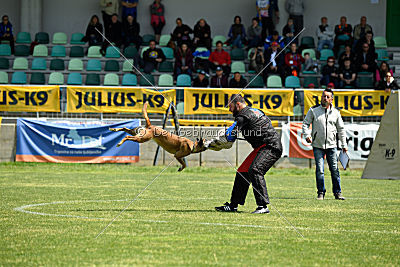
[208,41,231,74]
[284,42,303,77]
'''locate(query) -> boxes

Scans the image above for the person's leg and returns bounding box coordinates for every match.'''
[143,61,155,74]
[317,40,324,52]
[230,172,251,206]
[9,36,15,54]
[266,17,274,37]
[261,16,268,42]
[326,147,342,194]
[313,147,326,195]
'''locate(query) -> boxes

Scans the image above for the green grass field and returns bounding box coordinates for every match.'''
[1,162,399,266]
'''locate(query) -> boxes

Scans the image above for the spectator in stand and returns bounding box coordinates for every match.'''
[355,31,375,55]
[264,42,285,79]
[339,57,357,88]
[375,62,393,88]
[227,16,247,49]
[0,15,14,54]
[172,18,193,48]
[264,30,284,50]
[100,0,119,35]
[101,14,123,54]
[338,44,355,69]
[229,72,247,88]
[121,0,138,22]
[193,70,209,87]
[321,56,339,88]
[285,0,304,36]
[193,19,212,51]
[208,41,231,75]
[303,52,318,72]
[354,42,377,73]
[316,16,334,51]
[377,72,399,92]
[141,39,165,73]
[257,0,279,41]
[247,17,262,49]
[210,66,228,88]
[284,42,304,77]
[353,16,373,44]
[174,43,194,78]
[123,15,142,50]
[150,0,165,44]
[334,16,352,56]
[282,18,295,46]
[249,46,265,73]
[83,15,103,47]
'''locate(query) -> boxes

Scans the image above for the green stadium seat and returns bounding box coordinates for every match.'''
[13,58,29,70]
[374,36,387,49]
[267,75,282,88]
[35,32,49,44]
[139,73,155,86]
[301,48,316,60]
[212,35,227,47]
[0,44,11,56]
[16,32,32,44]
[357,73,374,88]
[140,46,149,58]
[303,76,319,88]
[159,34,171,46]
[87,59,102,71]
[52,32,67,44]
[300,36,315,49]
[86,73,100,85]
[68,59,84,71]
[105,46,121,58]
[50,59,65,71]
[142,34,155,45]
[319,49,334,61]
[376,49,389,61]
[33,44,48,57]
[30,72,45,84]
[31,58,47,70]
[0,71,8,83]
[70,46,84,57]
[104,73,119,86]
[176,102,184,114]
[161,47,174,59]
[158,74,174,87]
[285,76,301,88]
[67,73,82,85]
[0,58,9,69]
[11,72,27,84]
[231,61,246,74]
[230,48,245,60]
[104,60,119,71]
[14,45,30,56]
[48,72,64,85]
[51,45,66,57]
[247,75,264,88]
[176,74,191,87]
[293,104,302,116]
[122,73,137,86]
[123,46,138,58]
[122,59,134,72]
[87,46,102,57]
[70,32,85,45]
[158,61,173,72]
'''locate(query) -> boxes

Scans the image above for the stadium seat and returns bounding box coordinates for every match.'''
[122,59,134,72]
[48,72,64,85]
[31,58,47,70]
[161,47,174,59]
[14,45,30,56]
[124,46,138,58]
[293,104,302,116]
[0,71,8,83]
[247,75,264,88]
[319,49,334,61]
[86,73,100,85]
[52,32,68,44]
[16,32,32,44]
[33,44,48,57]
[303,76,319,88]
[140,46,149,58]
[139,73,155,86]
[212,35,227,47]
[69,46,84,57]
[0,44,11,56]
[87,59,102,71]
[376,49,389,61]
[35,32,50,44]
[374,36,387,49]
[158,74,174,87]
[30,72,46,84]
[300,36,315,49]
[266,75,282,88]
[159,34,171,46]
[301,48,316,60]
[67,73,82,85]
[105,46,121,58]
[68,59,84,71]
[176,102,184,114]
[104,60,120,71]
[13,58,28,70]
[158,61,174,72]
[51,45,66,57]
[104,73,119,86]
[176,74,191,87]
[142,34,155,45]
[357,73,374,88]
[122,73,137,86]
[50,59,65,71]
[11,72,27,84]
[70,32,85,45]
[230,48,245,60]
[0,58,9,69]
[285,76,301,88]
[231,61,246,74]
[87,46,102,57]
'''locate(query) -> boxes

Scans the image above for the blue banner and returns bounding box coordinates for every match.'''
[16,119,140,163]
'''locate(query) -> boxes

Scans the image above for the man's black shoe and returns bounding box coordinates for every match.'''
[317,193,325,200]
[334,193,345,200]
[215,202,237,212]
[251,206,270,214]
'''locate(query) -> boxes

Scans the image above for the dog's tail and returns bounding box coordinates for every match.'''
[143,102,151,128]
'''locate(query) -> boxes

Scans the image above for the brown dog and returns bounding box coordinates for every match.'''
[109,102,205,171]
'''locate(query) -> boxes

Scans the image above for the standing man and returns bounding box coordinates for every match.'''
[257,0,278,41]
[209,94,282,214]
[121,0,139,22]
[100,0,119,35]
[285,0,304,37]
[302,89,347,200]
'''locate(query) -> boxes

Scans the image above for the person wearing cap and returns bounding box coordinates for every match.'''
[229,72,247,88]
[264,30,284,50]
[208,41,231,75]
[264,41,285,80]
[193,70,209,87]
[210,66,228,88]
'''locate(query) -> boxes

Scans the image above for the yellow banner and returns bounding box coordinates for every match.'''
[170,119,279,128]
[67,87,176,113]
[0,85,60,112]
[184,88,294,116]
[304,90,391,116]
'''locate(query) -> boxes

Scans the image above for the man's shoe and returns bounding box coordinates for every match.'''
[215,202,237,212]
[317,193,325,200]
[251,206,270,214]
[334,193,345,200]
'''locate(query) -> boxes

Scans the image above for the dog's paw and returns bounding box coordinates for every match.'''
[109,128,118,132]
[116,142,123,147]
[178,166,184,172]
